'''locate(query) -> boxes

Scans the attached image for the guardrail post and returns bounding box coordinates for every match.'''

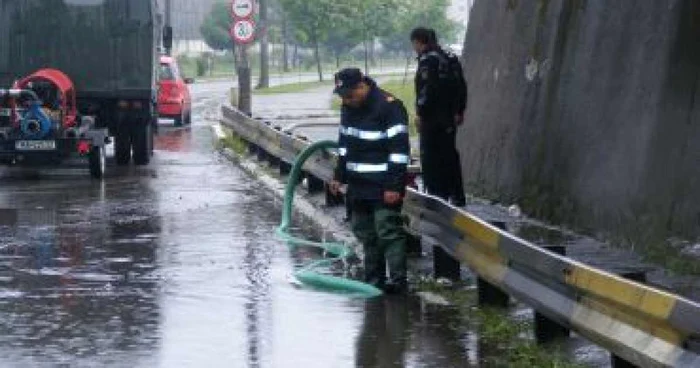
[477,221,510,307]
[610,271,647,368]
[248,142,260,156]
[406,233,422,257]
[325,185,344,207]
[256,147,268,162]
[535,244,570,344]
[477,277,509,308]
[433,246,461,282]
[307,175,325,194]
[280,161,292,175]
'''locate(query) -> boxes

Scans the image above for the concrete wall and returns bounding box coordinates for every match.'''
[460,0,700,238]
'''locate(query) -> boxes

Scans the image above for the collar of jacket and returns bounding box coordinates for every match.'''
[418,46,442,60]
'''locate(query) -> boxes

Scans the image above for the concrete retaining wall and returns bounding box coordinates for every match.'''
[460,0,700,238]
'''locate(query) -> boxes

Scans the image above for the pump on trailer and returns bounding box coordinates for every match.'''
[0,69,109,178]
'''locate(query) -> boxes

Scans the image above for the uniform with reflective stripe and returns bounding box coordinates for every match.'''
[334,77,410,201]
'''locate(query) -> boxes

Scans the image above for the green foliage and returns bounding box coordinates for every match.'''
[331,78,418,135]
[201,2,234,51]
[382,0,460,53]
[276,0,458,77]
[219,131,248,156]
[253,80,332,95]
[196,57,208,77]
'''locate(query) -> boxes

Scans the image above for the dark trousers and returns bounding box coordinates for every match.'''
[420,125,465,204]
[350,202,407,288]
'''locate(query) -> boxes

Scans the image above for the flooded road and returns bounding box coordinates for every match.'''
[0,81,473,368]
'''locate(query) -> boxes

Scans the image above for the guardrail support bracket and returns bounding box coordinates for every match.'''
[307,175,324,194]
[406,234,422,257]
[477,277,509,307]
[535,312,570,344]
[248,144,258,156]
[256,148,268,162]
[609,272,647,368]
[535,245,570,343]
[611,356,638,368]
[280,161,292,175]
[325,185,344,207]
[475,221,511,307]
[433,246,461,281]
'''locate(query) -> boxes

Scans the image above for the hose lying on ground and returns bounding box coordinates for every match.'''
[275,140,383,298]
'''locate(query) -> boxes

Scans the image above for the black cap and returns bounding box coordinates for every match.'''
[333,68,363,97]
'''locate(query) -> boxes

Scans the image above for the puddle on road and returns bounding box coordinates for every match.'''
[0,83,602,368]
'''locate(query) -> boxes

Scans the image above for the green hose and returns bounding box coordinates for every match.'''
[275,140,383,298]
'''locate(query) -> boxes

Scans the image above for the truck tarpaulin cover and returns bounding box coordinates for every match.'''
[0,0,161,99]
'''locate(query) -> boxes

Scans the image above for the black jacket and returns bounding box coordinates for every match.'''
[415,47,467,129]
[334,78,410,202]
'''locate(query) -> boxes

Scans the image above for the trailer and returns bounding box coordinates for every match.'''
[0,0,172,173]
[0,69,108,177]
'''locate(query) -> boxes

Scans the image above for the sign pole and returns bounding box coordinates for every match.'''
[230,0,257,116]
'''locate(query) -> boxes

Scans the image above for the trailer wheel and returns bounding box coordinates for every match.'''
[89,145,106,179]
[115,127,132,166]
[133,123,152,166]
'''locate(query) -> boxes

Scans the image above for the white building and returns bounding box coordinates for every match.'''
[448,0,474,50]
[449,0,473,27]
[170,0,219,55]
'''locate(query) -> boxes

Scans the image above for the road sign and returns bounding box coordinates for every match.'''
[231,0,254,19]
[230,19,256,44]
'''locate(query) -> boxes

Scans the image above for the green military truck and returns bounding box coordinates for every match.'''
[0,0,172,166]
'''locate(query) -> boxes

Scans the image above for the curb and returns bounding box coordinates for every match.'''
[211,124,360,251]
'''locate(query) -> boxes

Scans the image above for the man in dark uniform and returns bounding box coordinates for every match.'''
[328,68,410,294]
[411,27,467,206]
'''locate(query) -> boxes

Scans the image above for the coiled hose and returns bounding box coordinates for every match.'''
[275,140,383,298]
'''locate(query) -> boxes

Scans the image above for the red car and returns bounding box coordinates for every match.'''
[158,55,192,126]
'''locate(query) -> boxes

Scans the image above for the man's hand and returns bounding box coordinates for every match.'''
[454,114,464,126]
[383,191,402,205]
[329,180,343,196]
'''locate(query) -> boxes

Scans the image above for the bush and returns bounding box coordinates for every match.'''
[196,57,207,77]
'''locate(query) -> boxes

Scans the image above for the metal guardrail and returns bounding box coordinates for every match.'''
[282,121,340,134]
[402,189,700,368]
[220,104,700,367]
[222,105,337,182]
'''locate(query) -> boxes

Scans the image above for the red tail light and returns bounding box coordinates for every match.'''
[77,140,91,155]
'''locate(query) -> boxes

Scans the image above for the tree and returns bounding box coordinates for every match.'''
[381,0,459,54]
[257,0,270,88]
[279,0,345,81]
[324,27,362,68]
[276,0,459,78]
[200,2,234,52]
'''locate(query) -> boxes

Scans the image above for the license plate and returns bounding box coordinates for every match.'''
[15,140,56,151]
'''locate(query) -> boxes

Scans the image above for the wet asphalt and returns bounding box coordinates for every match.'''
[0,80,475,368]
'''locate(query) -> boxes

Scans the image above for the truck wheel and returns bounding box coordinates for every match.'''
[89,145,106,179]
[133,123,152,166]
[185,110,192,125]
[150,121,156,157]
[115,128,132,166]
